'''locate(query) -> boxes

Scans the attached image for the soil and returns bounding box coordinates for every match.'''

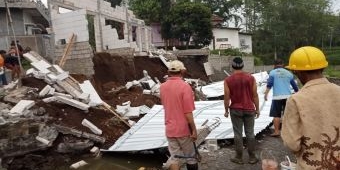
[3,52,209,170]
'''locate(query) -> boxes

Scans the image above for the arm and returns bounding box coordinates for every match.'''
[264,75,274,101]
[281,98,302,153]
[185,112,197,141]
[224,80,230,118]
[252,78,260,118]
[290,78,299,93]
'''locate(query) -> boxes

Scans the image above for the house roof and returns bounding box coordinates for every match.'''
[239,32,253,35]
[213,27,241,31]
[103,72,272,152]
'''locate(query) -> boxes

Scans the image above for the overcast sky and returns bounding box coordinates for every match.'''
[41,0,340,12]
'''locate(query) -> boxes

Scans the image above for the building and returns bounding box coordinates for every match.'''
[49,0,152,53]
[0,0,51,56]
[150,14,252,54]
[209,27,253,54]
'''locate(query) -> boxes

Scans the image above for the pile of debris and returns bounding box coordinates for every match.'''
[0,48,214,169]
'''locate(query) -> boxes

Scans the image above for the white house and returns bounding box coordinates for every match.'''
[208,27,252,54]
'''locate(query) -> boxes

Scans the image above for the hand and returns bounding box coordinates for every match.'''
[224,111,229,118]
[264,94,268,101]
[255,110,260,119]
[190,130,197,142]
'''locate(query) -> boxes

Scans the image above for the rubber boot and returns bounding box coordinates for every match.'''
[247,138,258,164]
[186,163,198,170]
[230,137,243,164]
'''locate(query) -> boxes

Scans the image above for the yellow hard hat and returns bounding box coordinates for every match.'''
[286,46,328,70]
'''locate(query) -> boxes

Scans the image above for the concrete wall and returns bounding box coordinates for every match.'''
[52,9,89,44]
[0,9,25,36]
[54,41,94,76]
[50,0,152,53]
[0,120,46,157]
[150,23,164,47]
[239,33,252,54]
[0,35,49,57]
[208,54,254,81]
[209,28,240,50]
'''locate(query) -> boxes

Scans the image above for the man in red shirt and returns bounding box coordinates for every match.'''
[160,60,198,170]
[224,57,260,164]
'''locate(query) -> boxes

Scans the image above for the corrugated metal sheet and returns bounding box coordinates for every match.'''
[104,72,272,152]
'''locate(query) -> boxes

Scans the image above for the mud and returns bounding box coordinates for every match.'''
[2,52,209,170]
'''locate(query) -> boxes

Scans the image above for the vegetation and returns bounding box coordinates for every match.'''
[129,0,340,63]
[129,0,213,49]
[105,0,124,7]
[166,2,213,48]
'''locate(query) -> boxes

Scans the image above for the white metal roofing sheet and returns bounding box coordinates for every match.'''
[104,72,273,152]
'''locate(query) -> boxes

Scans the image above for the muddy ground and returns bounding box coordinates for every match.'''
[1,53,209,170]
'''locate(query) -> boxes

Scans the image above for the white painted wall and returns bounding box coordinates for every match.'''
[50,0,152,52]
[239,33,252,54]
[209,28,240,50]
[52,9,89,44]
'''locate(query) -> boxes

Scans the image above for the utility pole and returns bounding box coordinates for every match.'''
[5,0,23,86]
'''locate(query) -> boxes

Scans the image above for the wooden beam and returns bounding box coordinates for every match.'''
[59,33,76,68]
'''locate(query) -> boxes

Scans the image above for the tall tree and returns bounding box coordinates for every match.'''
[129,0,161,25]
[251,0,332,63]
[167,2,213,48]
[105,0,124,7]
[195,0,243,27]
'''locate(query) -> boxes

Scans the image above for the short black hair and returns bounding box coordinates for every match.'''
[274,58,283,65]
[0,50,6,55]
[231,57,244,70]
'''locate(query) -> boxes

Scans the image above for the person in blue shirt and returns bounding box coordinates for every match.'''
[264,59,298,137]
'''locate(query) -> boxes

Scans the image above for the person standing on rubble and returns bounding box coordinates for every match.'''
[0,50,8,86]
[224,57,260,164]
[264,58,298,137]
[160,60,198,170]
[5,48,21,81]
[282,46,340,170]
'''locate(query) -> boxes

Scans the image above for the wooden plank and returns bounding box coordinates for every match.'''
[59,33,76,68]
[102,102,131,128]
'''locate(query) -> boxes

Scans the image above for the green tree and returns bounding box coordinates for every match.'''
[167,2,213,48]
[194,0,243,27]
[105,0,123,7]
[250,0,332,64]
[129,0,161,25]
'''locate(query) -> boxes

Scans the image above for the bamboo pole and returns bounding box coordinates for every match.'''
[5,0,23,86]
[59,33,76,68]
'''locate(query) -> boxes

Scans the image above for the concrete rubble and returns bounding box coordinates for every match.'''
[0,48,229,169]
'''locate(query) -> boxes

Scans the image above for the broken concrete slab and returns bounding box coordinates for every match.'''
[56,80,82,98]
[79,80,103,107]
[81,119,102,135]
[56,71,69,81]
[31,60,52,74]
[70,160,88,169]
[55,96,90,111]
[53,92,73,99]
[0,117,6,125]
[39,85,52,97]
[54,124,105,144]
[36,136,52,146]
[3,86,30,104]
[10,100,35,115]
[42,97,57,103]
[57,140,94,153]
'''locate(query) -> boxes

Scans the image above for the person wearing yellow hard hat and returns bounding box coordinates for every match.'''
[281,46,340,170]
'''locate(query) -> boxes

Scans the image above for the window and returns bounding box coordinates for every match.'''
[216,38,228,42]
[240,39,246,46]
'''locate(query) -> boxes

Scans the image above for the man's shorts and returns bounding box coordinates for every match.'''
[167,136,197,165]
[269,99,287,118]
